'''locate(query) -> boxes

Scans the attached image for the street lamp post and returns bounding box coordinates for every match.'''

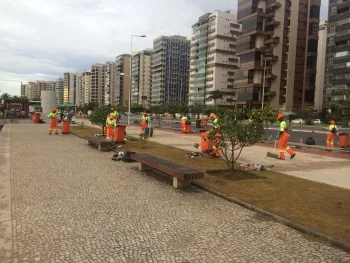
[129,34,146,125]
[261,56,268,109]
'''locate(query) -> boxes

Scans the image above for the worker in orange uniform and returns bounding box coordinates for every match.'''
[140,112,150,135]
[110,107,119,122]
[106,114,117,140]
[48,108,59,135]
[277,113,296,160]
[181,114,187,132]
[326,120,338,147]
[208,113,221,158]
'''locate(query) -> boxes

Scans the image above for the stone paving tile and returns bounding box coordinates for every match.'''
[5,124,350,262]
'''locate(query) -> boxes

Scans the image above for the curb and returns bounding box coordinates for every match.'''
[192,181,350,254]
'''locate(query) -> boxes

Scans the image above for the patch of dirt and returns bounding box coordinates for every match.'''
[207,169,266,181]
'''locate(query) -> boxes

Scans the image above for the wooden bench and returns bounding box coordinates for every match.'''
[131,153,204,188]
[86,136,113,151]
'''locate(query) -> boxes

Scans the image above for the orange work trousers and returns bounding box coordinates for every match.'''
[49,118,58,134]
[327,132,335,147]
[278,131,295,159]
[141,120,147,134]
[106,124,115,139]
[181,119,186,132]
[210,132,222,157]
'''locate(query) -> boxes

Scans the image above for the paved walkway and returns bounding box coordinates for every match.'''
[1,124,349,262]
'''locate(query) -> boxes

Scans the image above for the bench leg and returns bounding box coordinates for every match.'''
[139,163,152,172]
[173,177,191,189]
[98,145,108,151]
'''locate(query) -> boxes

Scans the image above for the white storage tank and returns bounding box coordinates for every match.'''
[41,90,56,115]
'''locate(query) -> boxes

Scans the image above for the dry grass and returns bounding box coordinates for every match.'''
[71,125,350,244]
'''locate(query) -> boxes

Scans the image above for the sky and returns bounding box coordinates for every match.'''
[0,0,329,96]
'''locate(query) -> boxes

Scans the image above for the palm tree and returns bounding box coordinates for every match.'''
[207,90,223,106]
[0,93,11,99]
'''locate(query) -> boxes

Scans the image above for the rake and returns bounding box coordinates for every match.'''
[267,131,279,159]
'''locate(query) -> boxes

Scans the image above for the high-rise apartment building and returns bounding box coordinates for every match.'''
[56,78,64,104]
[21,83,29,98]
[131,49,153,107]
[189,10,240,107]
[90,64,105,106]
[24,80,56,100]
[324,0,350,106]
[69,73,76,105]
[104,62,118,106]
[151,35,190,105]
[82,72,91,104]
[315,21,327,110]
[75,72,84,106]
[235,0,320,111]
[63,73,76,104]
[116,54,131,106]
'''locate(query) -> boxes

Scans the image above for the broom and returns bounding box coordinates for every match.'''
[267,131,279,159]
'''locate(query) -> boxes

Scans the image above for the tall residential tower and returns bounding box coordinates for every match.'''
[235,0,320,111]
[151,35,190,105]
[189,10,240,107]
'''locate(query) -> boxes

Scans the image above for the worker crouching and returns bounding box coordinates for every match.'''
[326,120,338,147]
[277,113,296,160]
[106,114,116,140]
[48,108,59,135]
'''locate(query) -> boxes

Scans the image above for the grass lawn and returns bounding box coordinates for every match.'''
[71,126,350,244]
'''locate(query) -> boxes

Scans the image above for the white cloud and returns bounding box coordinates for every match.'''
[0,0,329,96]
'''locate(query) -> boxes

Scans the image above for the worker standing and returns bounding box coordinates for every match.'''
[140,112,150,135]
[48,108,59,135]
[181,114,187,132]
[326,120,338,147]
[209,113,221,158]
[105,114,117,140]
[277,113,296,160]
[110,107,118,122]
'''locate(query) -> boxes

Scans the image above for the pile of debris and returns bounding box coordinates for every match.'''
[240,163,274,171]
[186,152,204,158]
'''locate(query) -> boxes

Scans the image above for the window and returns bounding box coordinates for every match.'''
[309,23,319,35]
[330,5,337,13]
[327,56,334,63]
[335,51,349,57]
[328,36,335,43]
[328,26,335,33]
[308,39,318,52]
[310,5,320,19]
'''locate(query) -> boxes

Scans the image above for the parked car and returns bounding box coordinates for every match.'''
[312,119,322,124]
[291,118,304,124]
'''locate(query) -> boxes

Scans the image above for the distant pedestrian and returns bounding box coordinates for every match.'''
[48,108,59,135]
[326,120,338,147]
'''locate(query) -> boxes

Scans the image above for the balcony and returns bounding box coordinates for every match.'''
[265,55,278,62]
[265,19,281,27]
[264,36,280,45]
[267,0,282,9]
[265,73,277,80]
[266,12,275,18]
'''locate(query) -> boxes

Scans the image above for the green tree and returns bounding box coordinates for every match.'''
[332,89,350,127]
[213,109,265,171]
[131,104,145,113]
[251,106,278,129]
[89,106,109,135]
[1,93,12,99]
[206,90,223,106]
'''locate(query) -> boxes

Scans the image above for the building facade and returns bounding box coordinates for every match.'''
[315,21,327,110]
[131,49,153,107]
[115,54,131,106]
[235,0,320,111]
[151,35,190,105]
[324,0,350,107]
[90,64,105,106]
[23,81,56,101]
[68,73,76,105]
[63,73,70,103]
[75,72,84,106]
[189,10,240,107]
[56,78,64,104]
[104,62,118,106]
[82,72,91,104]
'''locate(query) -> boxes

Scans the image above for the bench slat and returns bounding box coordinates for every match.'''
[131,153,203,181]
